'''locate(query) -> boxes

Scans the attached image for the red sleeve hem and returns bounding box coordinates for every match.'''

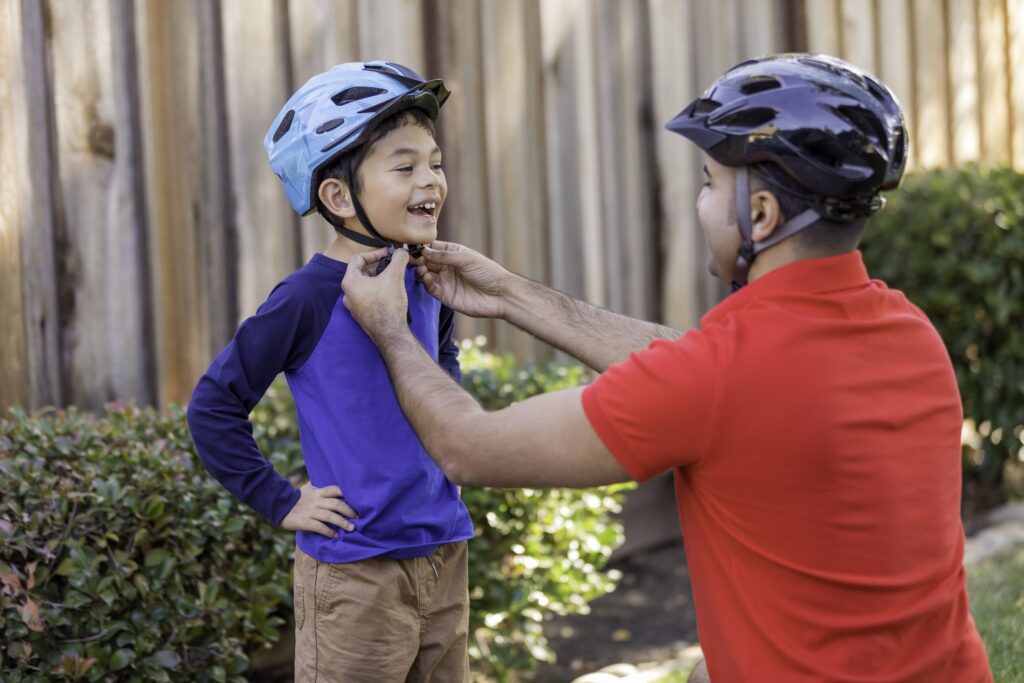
[581,383,658,483]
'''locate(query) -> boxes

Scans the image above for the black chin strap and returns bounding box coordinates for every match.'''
[730,167,828,292]
[341,193,426,275]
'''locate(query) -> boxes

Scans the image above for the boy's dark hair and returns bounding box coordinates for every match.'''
[748,163,868,256]
[312,108,437,232]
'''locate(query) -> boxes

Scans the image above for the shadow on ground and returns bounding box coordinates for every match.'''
[523,540,698,683]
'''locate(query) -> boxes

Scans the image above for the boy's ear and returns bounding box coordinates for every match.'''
[318,178,356,221]
[750,190,784,243]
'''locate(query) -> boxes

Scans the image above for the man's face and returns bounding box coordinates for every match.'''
[696,155,741,281]
[354,123,447,246]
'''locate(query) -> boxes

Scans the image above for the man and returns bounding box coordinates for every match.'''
[340,54,993,682]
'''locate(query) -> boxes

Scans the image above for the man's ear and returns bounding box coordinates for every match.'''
[318,178,356,221]
[750,190,784,243]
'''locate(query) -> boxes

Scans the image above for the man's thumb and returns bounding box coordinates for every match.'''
[390,247,410,270]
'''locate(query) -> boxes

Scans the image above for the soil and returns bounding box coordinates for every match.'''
[523,540,698,683]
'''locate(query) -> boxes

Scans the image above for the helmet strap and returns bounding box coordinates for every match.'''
[730,167,826,292]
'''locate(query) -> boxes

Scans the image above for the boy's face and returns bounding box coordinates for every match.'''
[353,123,447,246]
[696,154,741,281]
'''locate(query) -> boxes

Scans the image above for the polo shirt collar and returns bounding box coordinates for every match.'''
[703,251,870,324]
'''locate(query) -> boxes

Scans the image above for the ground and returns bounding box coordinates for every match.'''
[524,540,698,683]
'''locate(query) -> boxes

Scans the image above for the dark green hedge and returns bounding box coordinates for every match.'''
[0,340,628,681]
[862,165,1024,482]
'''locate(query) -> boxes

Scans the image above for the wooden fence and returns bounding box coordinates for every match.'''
[2,0,1021,412]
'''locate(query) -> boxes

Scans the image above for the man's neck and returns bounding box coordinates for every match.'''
[746,242,853,283]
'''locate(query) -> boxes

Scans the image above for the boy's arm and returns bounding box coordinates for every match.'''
[186,280,352,533]
[437,304,462,382]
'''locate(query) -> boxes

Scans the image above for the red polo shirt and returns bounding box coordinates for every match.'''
[582,251,992,682]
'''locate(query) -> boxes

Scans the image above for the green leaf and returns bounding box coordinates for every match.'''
[109,648,135,671]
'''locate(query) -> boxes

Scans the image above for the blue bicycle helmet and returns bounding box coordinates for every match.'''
[265,61,450,241]
[666,53,907,289]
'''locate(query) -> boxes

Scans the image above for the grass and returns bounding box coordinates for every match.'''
[968,546,1024,683]
[652,548,1023,683]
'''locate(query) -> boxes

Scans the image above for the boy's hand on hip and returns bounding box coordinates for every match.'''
[342,247,410,342]
[280,482,358,538]
[413,241,509,320]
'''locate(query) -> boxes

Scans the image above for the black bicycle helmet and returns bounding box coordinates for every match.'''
[666,53,908,288]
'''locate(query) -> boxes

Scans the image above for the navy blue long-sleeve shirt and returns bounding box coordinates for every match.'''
[186,253,473,563]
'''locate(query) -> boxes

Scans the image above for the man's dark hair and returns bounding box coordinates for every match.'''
[748,162,868,256]
[313,108,436,232]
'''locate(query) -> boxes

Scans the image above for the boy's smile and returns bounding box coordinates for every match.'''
[351,123,447,246]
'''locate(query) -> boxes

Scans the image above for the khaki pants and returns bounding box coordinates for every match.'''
[293,541,469,683]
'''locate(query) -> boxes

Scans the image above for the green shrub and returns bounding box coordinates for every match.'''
[862,165,1024,484]
[0,339,627,681]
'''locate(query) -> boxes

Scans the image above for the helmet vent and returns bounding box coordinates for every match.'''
[332,86,386,106]
[834,105,887,147]
[358,101,390,114]
[691,98,720,115]
[272,109,295,143]
[739,76,780,94]
[315,118,346,134]
[712,107,775,130]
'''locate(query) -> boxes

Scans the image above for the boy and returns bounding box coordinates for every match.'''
[186,61,474,683]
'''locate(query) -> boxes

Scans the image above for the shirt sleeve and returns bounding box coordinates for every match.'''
[186,280,313,525]
[581,329,722,482]
[437,304,462,383]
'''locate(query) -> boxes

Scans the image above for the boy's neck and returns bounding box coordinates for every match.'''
[323,233,383,264]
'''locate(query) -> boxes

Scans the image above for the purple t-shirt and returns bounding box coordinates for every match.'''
[187,253,473,563]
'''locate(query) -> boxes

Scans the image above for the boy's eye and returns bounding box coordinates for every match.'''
[394,166,413,173]
[431,163,444,171]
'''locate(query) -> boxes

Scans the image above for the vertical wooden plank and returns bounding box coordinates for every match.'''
[356,0,425,72]
[803,0,843,56]
[876,0,917,169]
[539,0,586,303]
[600,0,658,320]
[840,0,877,71]
[9,0,64,409]
[741,0,787,58]
[480,0,548,360]
[648,0,702,329]
[288,0,361,261]
[0,0,30,410]
[947,0,981,164]
[47,0,152,408]
[221,0,298,324]
[593,0,626,314]
[195,0,238,355]
[1010,0,1024,170]
[428,0,493,344]
[135,0,213,406]
[977,0,1011,164]
[912,0,951,168]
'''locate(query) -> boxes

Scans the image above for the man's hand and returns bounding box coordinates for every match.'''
[341,247,410,342]
[413,241,510,320]
[280,482,358,538]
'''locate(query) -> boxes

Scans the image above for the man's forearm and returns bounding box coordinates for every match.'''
[368,323,631,489]
[369,323,483,482]
[502,274,683,371]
